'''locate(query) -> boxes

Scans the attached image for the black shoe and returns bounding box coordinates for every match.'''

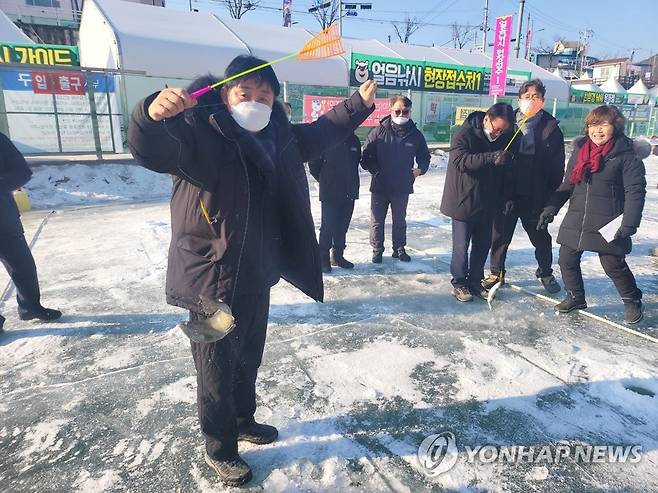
[372,251,383,264]
[540,275,561,294]
[624,299,643,324]
[555,291,587,313]
[204,453,253,487]
[482,272,504,290]
[395,248,411,262]
[0,314,4,334]
[331,249,354,269]
[238,420,279,444]
[18,306,62,322]
[469,284,489,300]
[452,286,473,302]
[320,251,332,274]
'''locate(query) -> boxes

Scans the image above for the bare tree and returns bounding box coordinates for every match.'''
[309,1,340,30]
[451,22,475,49]
[391,15,422,44]
[222,0,260,19]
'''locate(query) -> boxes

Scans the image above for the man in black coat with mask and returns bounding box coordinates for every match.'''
[309,132,362,272]
[128,55,376,486]
[440,103,515,302]
[0,132,61,333]
[361,95,431,263]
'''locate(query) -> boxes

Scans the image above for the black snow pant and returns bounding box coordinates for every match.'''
[370,192,410,253]
[489,203,554,278]
[450,213,493,289]
[319,199,355,253]
[190,287,270,460]
[0,232,41,315]
[558,245,642,301]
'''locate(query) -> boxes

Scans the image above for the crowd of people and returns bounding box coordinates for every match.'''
[0,54,651,486]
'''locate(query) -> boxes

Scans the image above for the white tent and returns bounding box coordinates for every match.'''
[627,78,650,95]
[552,67,564,79]
[650,86,658,98]
[599,76,627,94]
[0,10,33,43]
[571,83,603,92]
[79,0,569,99]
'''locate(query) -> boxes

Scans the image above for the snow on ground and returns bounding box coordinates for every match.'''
[0,155,656,492]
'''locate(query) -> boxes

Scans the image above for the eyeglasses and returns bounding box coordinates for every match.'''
[519,94,542,100]
[392,109,411,116]
[588,122,613,130]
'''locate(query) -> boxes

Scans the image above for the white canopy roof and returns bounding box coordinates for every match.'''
[571,83,603,92]
[79,0,569,98]
[628,78,650,95]
[599,76,627,94]
[650,86,658,98]
[0,10,33,43]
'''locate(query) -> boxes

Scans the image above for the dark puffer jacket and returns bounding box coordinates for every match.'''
[128,91,373,312]
[308,133,362,202]
[360,116,431,196]
[546,136,646,255]
[0,132,32,237]
[440,111,513,222]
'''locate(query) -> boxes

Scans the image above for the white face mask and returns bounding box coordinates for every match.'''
[518,99,534,116]
[484,128,499,142]
[230,101,272,132]
[392,116,410,126]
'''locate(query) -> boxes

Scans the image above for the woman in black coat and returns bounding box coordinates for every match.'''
[538,105,647,324]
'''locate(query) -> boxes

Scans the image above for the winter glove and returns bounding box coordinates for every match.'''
[502,200,515,216]
[493,150,513,167]
[614,226,637,240]
[536,209,556,230]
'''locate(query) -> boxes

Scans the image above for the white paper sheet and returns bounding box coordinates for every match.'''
[599,215,623,243]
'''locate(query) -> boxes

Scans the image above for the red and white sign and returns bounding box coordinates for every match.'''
[31,71,85,95]
[489,15,513,97]
[303,95,391,127]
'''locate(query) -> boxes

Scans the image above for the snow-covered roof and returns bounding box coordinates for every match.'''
[0,10,33,43]
[627,78,650,95]
[599,76,627,94]
[571,83,603,92]
[79,0,569,98]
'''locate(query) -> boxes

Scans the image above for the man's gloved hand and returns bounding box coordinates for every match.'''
[614,225,637,240]
[502,200,515,216]
[537,208,557,230]
[493,150,513,167]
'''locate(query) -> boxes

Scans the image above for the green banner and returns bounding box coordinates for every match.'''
[350,52,486,94]
[0,42,79,67]
[570,89,626,105]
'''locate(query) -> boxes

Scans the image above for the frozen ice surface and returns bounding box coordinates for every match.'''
[0,156,656,492]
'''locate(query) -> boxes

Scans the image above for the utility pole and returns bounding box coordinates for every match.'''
[514,0,525,58]
[524,13,531,60]
[339,0,343,36]
[578,28,593,77]
[481,0,489,53]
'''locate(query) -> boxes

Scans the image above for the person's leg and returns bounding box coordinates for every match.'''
[520,212,554,278]
[370,192,390,255]
[318,201,336,253]
[333,200,355,268]
[468,213,494,289]
[556,245,587,312]
[390,194,410,253]
[598,254,642,300]
[489,209,518,277]
[450,219,472,288]
[0,233,41,312]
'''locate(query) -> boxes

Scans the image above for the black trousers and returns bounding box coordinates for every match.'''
[558,245,642,300]
[0,232,41,314]
[190,287,270,460]
[489,205,554,278]
[450,213,493,288]
[370,192,410,253]
[318,199,355,252]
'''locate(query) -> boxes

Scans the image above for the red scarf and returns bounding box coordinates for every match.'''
[570,137,615,185]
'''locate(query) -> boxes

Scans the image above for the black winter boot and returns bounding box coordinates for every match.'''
[0,314,5,334]
[238,419,279,444]
[204,453,253,486]
[394,248,411,262]
[372,251,383,264]
[321,251,332,273]
[623,299,643,324]
[555,291,587,313]
[332,249,354,269]
[18,306,62,322]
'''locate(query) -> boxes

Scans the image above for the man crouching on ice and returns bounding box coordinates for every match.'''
[128,55,376,486]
